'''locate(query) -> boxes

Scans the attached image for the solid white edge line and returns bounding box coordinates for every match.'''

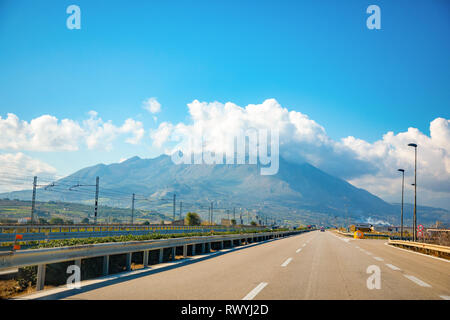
[404,275,432,288]
[242,282,268,300]
[296,249,302,253]
[439,295,450,300]
[281,257,293,267]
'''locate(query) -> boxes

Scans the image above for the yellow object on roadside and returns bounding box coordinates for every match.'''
[354,230,364,239]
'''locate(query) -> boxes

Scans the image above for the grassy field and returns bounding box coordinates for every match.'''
[0,199,167,224]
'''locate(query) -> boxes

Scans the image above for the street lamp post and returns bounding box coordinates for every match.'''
[397,169,405,240]
[408,143,417,241]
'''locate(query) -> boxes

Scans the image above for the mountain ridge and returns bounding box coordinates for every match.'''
[1,154,448,225]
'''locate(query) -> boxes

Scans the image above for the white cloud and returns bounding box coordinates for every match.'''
[150,122,174,148]
[0,152,59,193]
[0,112,145,152]
[150,98,450,208]
[142,97,161,114]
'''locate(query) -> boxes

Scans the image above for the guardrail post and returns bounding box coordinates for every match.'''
[220,241,224,250]
[192,244,196,256]
[126,253,132,271]
[159,248,164,263]
[183,245,188,258]
[143,250,149,267]
[103,255,109,276]
[171,247,176,261]
[36,264,46,291]
[230,239,234,248]
[201,242,205,253]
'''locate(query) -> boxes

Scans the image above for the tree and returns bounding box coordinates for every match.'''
[142,221,150,225]
[185,212,201,226]
[49,217,65,225]
[231,219,237,225]
[250,221,257,226]
[81,217,89,224]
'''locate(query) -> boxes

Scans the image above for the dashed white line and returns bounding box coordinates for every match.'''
[281,257,293,267]
[296,248,302,253]
[302,244,306,247]
[242,282,268,300]
[373,257,384,261]
[385,264,401,271]
[355,246,360,249]
[365,251,373,255]
[404,275,432,288]
[440,295,450,300]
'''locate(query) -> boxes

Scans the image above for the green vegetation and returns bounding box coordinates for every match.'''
[0,199,166,224]
[26,228,291,249]
[184,212,201,226]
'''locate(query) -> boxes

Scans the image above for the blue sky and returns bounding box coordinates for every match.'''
[0,0,449,207]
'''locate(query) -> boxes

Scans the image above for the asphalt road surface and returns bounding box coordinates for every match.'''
[27,230,450,300]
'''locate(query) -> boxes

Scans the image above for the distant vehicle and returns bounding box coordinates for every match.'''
[320,227,325,232]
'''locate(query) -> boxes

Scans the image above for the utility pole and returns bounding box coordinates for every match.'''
[233,207,236,221]
[179,201,182,220]
[30,176,37,224]
[173,194,176,221]
[210,202,214,225]
[208,206,211,225]
[94,176,99,224]
[247,210,250,225]
[398,169,405,240]
[408,143,418,241]
[240,209,243,225]
[131,193,135,224]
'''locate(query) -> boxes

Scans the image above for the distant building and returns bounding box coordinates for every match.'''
[18,217,31,224]
[221,219,234,226]
[353,223,373,232]
[170,219,185,226]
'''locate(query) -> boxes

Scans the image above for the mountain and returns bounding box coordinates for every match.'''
[1,155,448,225]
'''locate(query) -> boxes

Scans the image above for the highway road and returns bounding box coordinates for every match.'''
[25,230,450,300]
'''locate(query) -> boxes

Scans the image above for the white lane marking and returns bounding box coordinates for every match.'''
[242,282,268,300]
[440,295,450,300]
[281,257,293,267]
[404,275,432,288]
[302,244,306,247]
[384,242,450,263]
[296,248,302,253]
[355,246,360,249]
[385,264,401,271]
[365,251,373,255]
[373,257,384,261]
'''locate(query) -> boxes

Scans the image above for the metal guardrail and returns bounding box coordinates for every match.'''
[388,239,450,254]
[0,224,266,244]
[335,231,390,238]
[0,231,288,269]
[0,229,309,292]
